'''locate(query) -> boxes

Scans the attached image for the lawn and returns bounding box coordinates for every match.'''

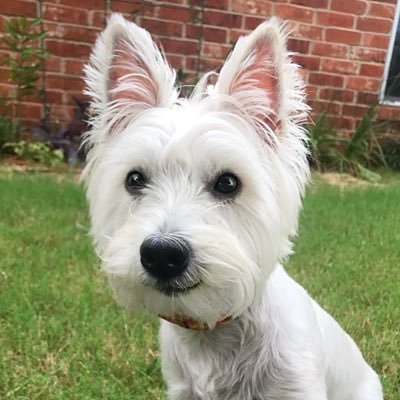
[0,172,399,399]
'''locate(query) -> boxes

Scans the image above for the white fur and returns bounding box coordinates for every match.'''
[82,14,383,400]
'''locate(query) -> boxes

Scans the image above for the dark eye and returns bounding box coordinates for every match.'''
[125,170,146,193]
[214,172,240,196]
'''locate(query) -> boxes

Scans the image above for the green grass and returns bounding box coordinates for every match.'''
[0,172,399,399]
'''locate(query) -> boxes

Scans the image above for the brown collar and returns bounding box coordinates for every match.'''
[159,314,233,330]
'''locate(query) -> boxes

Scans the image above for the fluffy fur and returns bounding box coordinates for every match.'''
[83,14,383,400]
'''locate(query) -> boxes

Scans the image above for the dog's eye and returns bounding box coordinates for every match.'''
[214,173,240,196]
[125,170,146,193]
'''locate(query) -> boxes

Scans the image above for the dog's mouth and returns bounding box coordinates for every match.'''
[157,281,201,297]
[141,278,201,297]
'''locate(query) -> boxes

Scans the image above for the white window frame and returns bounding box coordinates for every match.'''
[379,0,400,105]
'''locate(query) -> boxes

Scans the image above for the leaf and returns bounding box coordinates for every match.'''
[356,163,382,183]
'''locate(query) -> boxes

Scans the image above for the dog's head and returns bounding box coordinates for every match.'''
[83,14,309,329]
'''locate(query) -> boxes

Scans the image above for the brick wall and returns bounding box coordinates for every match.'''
[0,0,398,134]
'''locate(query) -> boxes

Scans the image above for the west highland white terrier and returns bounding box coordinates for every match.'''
[82,14,383,400]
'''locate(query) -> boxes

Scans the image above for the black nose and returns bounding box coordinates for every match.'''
[140,236,191,281]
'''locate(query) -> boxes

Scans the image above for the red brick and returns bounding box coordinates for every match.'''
[202,42,231,59]
[43,5,89,25]
[185,56,198,72]
[205,0,229,10]
[157,6,193,23]
[309,72,344,87]
[316,11,355,28]
[321,59,358,74]
[359,63,384,78]
[59,0,104,8]
[203,27,228,43]
[198,58,224,73]
[309,100,341,114]
[244,16,267,30]
[275,4,314,23]
[369,3,396,19]
[312,42,349,58]
[51,104,75,123]
[357,92,378,105]
[292,54,321,70]
[319,88,355,102]
[231,0,272,16]
[293,24,323,41]
[0,84,13,99]
[159,38,198,55]
[112,1,148,15]
[325,116,355,131]
[389,108,400,121]
[47,76,85,92]
[343,104,370,118]
[167,55,185,70]
[64,59,86,76]
[186,25,227,43]
[305,85,318,99]
[91,10,106,27]
[44,57,61,73]
[352,48,386,63]
[330,0,367,15]
[0,0,36,17]
[19,102,42,120]
[45,23,100,44]
[204,10,243,28]
[291,0,328,8]
[46,90,64,104]
[357,17,392,34]
[346,76,380,91]
[0,68,10,83]
[378,107,392,120]
[229,29,248,43]
[142,18,183,37]
[362,33,390,49]
[46,40,91,58]
[326,28,362,45]
[287,39,310,54]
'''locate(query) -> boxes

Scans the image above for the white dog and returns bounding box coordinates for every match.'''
[82,14,383,400]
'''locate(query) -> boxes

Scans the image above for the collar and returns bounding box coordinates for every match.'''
[159,314,233,330]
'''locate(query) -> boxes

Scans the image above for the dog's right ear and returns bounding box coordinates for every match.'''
[84,14,177,139]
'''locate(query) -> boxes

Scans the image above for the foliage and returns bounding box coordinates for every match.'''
[3,140,64,167]
[381,135,400,171]
[307,112,346,171]
[32,97,90,164]
[307,105,387,182]
[0,16,49,144]
[0,111,20,150]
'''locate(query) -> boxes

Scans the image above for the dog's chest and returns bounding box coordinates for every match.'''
[161,322,276,400]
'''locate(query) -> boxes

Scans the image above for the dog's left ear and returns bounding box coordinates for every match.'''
[215,18,303,138]
[84,14,177,137]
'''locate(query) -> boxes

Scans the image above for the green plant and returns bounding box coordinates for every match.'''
[307,105,387,182]
[340,106,386,181]
[0,16,49,142]
[307,112,347,171]
[3,140,64,167]
[382,135,400,170]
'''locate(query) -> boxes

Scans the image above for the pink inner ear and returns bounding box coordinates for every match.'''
[232,39,280,130]
[109,38,157,106]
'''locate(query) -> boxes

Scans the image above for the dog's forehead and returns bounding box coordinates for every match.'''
[113,104,261,171]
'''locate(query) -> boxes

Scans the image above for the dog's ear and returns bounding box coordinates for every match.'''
[215,18,304,138]
[84,14,176,136]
